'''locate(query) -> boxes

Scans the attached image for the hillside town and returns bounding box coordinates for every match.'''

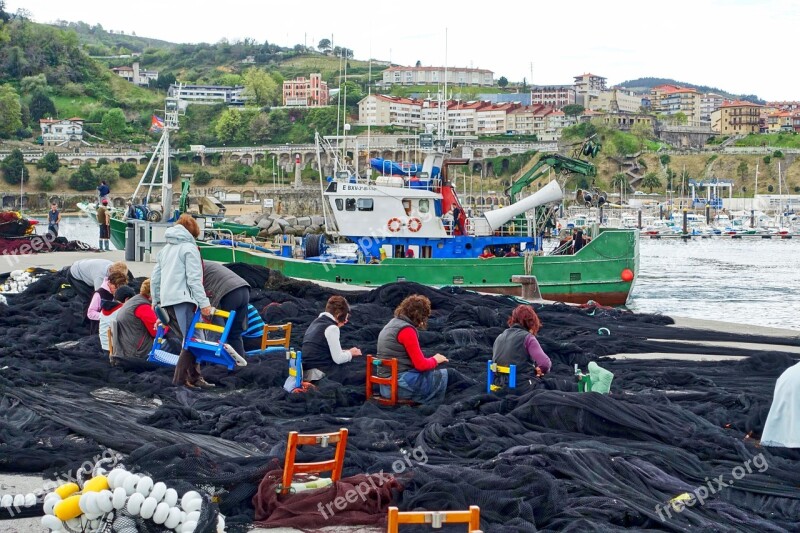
[97,62,800,146]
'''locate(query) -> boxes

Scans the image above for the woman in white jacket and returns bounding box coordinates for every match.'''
[151,214,215,389]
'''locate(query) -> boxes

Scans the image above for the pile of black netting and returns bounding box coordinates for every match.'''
[1,264,799,532]
[0,235,95,255]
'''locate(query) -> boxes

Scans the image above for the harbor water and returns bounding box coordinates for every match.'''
[38,217,800,331]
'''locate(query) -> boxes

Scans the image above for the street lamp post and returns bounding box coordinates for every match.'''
[272,154,276,188]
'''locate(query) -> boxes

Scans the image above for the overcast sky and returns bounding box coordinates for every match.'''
[11,0,798,101]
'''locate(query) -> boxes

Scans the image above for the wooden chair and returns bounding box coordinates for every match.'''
[387,505,481,532]
[366,355,414,406]
[245,322,292,357]
[280,428,348,495]
[486,361,517,393]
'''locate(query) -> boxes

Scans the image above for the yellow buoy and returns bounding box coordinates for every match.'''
[82,476,109,493]
[54,494,83,521]
[54,483,80,499]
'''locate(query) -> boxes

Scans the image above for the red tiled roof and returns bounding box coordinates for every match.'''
[721,99,762,108]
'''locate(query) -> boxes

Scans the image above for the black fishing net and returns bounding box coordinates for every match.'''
[1,264,799,532]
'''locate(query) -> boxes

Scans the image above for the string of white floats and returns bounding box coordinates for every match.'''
[0,270,38,294]
[38,467,224,533]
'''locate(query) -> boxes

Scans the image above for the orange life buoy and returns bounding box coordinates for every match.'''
[387,218,402,232]
[408,218,422,232]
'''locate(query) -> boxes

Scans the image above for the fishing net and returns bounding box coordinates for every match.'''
[1,264,799,532]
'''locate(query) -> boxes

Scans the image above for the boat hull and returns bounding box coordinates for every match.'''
[198,228,639,306]
[110,218,127,250]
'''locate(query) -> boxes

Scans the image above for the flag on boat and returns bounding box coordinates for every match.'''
[150,115,164,133]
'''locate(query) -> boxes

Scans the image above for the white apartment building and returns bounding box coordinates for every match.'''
[573,73,607,105]
[700,93,724,124]
[381,66,494,87]
[167,84,247,106]
[585,90,643,114]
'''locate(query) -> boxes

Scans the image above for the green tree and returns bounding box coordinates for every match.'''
[737,161,749,180]
[773,150,784,159]
[317,38,331,53]
[610,172,630,192]
[763,155,771,165]
[101,108,126,139]
[242,67,279,107]
[37,173,54,191]
[659,154,671,166]
[497,76,508,88]
[1,148,24,184]
[248,112,272,143]
[36,152,60,173]
[673,112,688,125]
[68,162,96,191]
[631,122,654,146]
[29,90,56,122]
[193,169,212,185]
[215,108,243,143]
[341,80,362,107]
[96,164,119,186]
[562,104,585,118]
[665,167,675,190]
[20,74,48,94]
[118,162,138,179]
[0,84,22,138]
[151,72,177,91]
[641,171,662,192]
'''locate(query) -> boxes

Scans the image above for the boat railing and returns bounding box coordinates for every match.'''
[206,228,236,262]
[463,216,536,238]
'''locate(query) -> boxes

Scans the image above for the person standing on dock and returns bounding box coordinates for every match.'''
[97,180,110,203]
[96,199,111,251]
[47,202,61,238]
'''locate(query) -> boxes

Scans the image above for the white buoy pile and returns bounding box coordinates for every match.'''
[0,269,39,294]
[41,467,225,533]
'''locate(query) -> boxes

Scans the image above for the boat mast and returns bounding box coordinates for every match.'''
[131,91,181,219]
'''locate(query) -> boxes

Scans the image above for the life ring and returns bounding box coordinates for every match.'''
[408,218,422,232]
[387,218,402,232]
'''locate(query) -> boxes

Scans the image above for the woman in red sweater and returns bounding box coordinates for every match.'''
[376,294,449,403]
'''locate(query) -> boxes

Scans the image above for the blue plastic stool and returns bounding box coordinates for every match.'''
[286,349,303,390]
[486,360,517,393]
[147,325,180,367]
[183,308,238,370]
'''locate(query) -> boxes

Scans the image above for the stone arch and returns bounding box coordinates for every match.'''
[487,148,498,157]
[85,158,97,165]
[230,154,242,163]
[242,190,256,202]
[254,153,265,163]
[500,147,512,154]
[71,158,82,166]
[126,157,139,164]
[112,157,124,164]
